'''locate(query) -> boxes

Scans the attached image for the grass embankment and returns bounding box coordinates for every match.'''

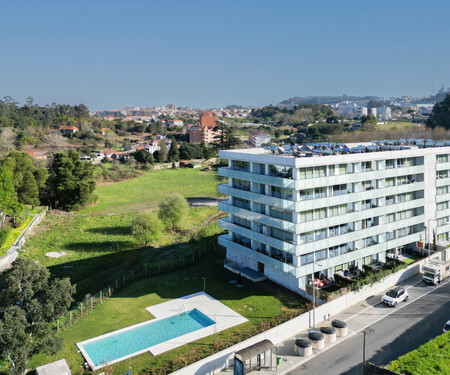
[387,331,450,375]
[29,253,306,375]
[80,168,225,215]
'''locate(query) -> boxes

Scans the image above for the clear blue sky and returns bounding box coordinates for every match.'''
[1,0,449,110]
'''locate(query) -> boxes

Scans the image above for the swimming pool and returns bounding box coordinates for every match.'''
[77,308,215,369]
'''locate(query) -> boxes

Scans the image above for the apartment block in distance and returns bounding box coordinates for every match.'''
[189,111,219,144]
[217,140,450,296]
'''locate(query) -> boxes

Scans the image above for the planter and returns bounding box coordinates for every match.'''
[331,319,348,337]
[320,326,336,343]
[308,331,324,350]
[294,338,312,357]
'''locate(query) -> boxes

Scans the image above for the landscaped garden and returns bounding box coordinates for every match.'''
[28,252,308,375]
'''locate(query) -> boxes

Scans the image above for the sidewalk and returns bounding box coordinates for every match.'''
[218,273,423,374]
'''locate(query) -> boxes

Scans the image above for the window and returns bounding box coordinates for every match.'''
[329,246,339,258]
[314,187,327,199]
[270,207,293,222]
[300,231,314,244]
[329,165,335,176]
[339,164,347,175]
[234,216,251,229]
[315,249,327,261]
[299,167,313,179]
[300,210,314,222]
[314,166,326,177]
[397,158,406,168]
[362,161,371,172]
[300,189,313,201]
[234,197,250,210]
[315,228,327,241]
[301,252,314,265]
[233,178,250,191]
[386,159,395,169]
[314,207,327,220]
[271,227,293,242]
[437,154,448,163]
[332,184,347,196]
[233,160,250,171]
[386,177,395,187]
[271,186,292,199]
[437,186,448,195]
[437,202,448,211]
[386,213,395,223]
[397,193,407,203]
[270,165,292,178]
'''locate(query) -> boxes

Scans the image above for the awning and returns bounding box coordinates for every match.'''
[235,339,275,362]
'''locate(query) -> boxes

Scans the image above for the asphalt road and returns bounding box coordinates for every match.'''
[287,280,450,375]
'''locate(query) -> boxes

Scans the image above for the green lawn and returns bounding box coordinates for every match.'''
[377,121,421,131]
[79,168,225,215]
[387,331,449,375]
[402,255,422,265]
[28,253,306,375]
[22,206,222,299]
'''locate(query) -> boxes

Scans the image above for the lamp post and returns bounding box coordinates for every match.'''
[201,277,206,293]
[311,260,322,329]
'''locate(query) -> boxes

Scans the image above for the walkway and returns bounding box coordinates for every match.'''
[218,273,425,374]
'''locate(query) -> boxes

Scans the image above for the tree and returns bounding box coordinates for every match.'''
[132,149,154,165]
[131,213,164,247]
[0,258,75,375]
[167,138,180,162]
[360,115,377,130]
[46,150,96,211]
[1,151,46,207]
[0,166,17,222]
[158,193,189,231]
[42,132,68,155]
[0,128,17,157]
[426,94,450,129]
[212,123,240,150]
[156,141,168,163]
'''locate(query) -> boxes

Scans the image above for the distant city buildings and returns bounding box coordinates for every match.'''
[189,111,220,145]
[249,131,270,147]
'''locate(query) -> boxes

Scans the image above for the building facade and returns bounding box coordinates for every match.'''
[189,111,219,144]
[249,132,271,147]
[217,144,450,296]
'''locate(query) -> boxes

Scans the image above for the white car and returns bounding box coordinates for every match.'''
[444,320,450,333]
[381,287,409,307]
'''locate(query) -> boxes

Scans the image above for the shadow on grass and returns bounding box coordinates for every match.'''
[64,240,135,253]
[85,225,131,236]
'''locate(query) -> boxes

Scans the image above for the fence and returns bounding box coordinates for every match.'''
[54,236,220,333]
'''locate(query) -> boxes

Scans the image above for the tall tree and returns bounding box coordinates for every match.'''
[0,165,17,221]
[156,140,168,163]
[1,151,46,207]
[213,123,240,150]
[158,193,189,231]
[0,128,17,157]
[0,258,75,375]
[46,150,96,210]
[426,94,450,129]
[167,138,180,162]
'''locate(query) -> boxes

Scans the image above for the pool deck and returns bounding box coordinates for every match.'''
[146,292,248,355]
[77,292,247,370]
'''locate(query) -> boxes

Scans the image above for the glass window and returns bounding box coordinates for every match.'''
[314,207,327,220]
[329,165,335,176]
[300,189,313,201]
[339,164,347,175]
[314,187,327,199]
[270,165,292,178]
[233,160,250,171]
[386,159,395,169]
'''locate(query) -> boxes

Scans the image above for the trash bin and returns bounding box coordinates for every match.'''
[276,356,281,365]
[294,338,312,357]
[331,319,348,337]
[308,331,325,350]
[320,325,336,343]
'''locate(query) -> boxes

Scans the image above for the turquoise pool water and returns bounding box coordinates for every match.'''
[79,308,215,367]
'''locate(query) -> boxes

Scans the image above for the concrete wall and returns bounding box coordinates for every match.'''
[170,255,440,375]
[0,211,47,271]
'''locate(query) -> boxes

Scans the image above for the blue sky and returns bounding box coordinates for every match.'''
[1,0,449,110]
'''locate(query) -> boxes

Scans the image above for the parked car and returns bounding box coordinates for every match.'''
[444,320,450,333]
[381,287,409,307]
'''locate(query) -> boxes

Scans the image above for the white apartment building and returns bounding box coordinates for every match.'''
[249,132,271,147]
[217,142,450,296]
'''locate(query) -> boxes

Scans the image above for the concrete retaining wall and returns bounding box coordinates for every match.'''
[171,254,440,375]
[0,210,47,271]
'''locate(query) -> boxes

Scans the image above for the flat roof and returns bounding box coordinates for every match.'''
[35,359,71,375]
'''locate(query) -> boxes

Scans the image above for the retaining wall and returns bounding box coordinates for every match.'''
[171,254,441,375]
[0,210,47,271]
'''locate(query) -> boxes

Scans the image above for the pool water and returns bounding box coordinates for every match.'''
[79,308,215,367]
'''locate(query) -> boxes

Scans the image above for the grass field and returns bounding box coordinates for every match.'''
[28,253,306,375]
[79,168,225,215]
[377,121,422,131]
[22,206,222,298]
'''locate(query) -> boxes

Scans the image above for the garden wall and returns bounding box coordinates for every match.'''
[171,253,442,375]
[0,210,47,271]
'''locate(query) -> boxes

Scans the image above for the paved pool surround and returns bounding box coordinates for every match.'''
[76,292,248,370]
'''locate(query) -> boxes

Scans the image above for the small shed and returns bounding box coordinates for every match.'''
[234,339,276,374]
[36,359,71,375]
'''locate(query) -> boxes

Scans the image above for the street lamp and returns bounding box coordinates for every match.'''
[201,277,206,293]
[311,260,322,329]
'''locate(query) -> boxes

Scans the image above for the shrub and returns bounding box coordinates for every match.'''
[0,226,12,247]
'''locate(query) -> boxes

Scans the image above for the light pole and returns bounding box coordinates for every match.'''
[311,260,322,329]
[201,277,206,293]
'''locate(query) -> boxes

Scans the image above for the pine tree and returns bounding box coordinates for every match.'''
[156,140,168,163]
[167,138,180,162]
